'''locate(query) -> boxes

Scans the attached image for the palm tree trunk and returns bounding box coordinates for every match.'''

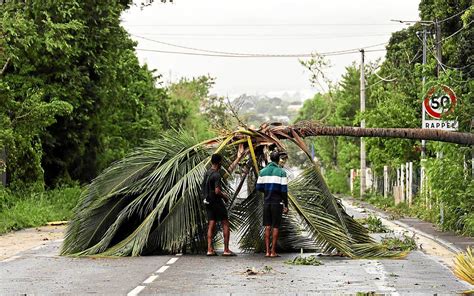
[282,123,474,145]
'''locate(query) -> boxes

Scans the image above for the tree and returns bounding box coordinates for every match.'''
[61,124,471,257]
[0,0,175,187]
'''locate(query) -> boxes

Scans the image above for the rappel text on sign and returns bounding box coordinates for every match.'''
[423,120,458,131]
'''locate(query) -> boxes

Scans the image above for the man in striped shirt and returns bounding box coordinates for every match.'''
[256,151,289,257]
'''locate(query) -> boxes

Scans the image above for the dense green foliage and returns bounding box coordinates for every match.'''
[0,1,220,232]
[1,0,177,187]
[0,1,221,187]
[297,2,473,235]
[0,185,82,234]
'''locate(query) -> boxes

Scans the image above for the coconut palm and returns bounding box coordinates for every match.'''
[61,122,473,257]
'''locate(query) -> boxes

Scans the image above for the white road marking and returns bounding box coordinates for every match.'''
[128,257,179,295]
[156,265,170,273]
[175,253,183,256]
[143,275,159,284]
[1,255,21,263]
[363,260,399,296]
[127,285,145,296]
[166,257,179,265]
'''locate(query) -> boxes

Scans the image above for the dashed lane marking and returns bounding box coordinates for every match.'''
[127,285,145,296]
[143,275,159,284]
[156,265,170,273]
[166,257,179,265]
[127,256,180,295]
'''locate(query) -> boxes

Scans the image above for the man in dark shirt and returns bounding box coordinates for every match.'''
[256,151,289,257]
[201,153,235,256]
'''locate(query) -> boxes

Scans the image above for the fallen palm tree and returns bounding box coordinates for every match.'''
[61,122,473,257]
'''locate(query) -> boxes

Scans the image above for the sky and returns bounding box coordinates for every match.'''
[121,0,421,99]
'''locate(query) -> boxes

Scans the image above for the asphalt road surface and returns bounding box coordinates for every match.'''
[1,204,472,295]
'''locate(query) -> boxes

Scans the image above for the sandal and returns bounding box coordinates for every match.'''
[222,252,237,256]
[206,252,218,256]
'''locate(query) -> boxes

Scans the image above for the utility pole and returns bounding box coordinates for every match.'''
[420,27,428,205]
[360,49,366,198]
[435,20,442,77]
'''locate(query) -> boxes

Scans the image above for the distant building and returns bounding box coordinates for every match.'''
[288,103,303,112]
[271,115,290,123]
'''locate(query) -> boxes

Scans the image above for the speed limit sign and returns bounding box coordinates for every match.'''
[423,85,457,119]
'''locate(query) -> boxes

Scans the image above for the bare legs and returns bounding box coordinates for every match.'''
[222,219,231,253]
[207,219,232,254]
[265,226,271,256]
[264,226,279,257]
[207,220,216,254]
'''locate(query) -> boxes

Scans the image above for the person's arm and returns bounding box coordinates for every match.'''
[256,173,265,193]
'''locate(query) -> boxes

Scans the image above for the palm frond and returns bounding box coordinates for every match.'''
[62,131,217,256]
[453,247,474,285]
[62,126,408,258]
[286,165,406,258]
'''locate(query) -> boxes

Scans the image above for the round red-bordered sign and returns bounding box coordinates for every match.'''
[423,85,456,119]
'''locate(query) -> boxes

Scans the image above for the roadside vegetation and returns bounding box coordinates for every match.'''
[0,186,82,234]
[295,2,473,236]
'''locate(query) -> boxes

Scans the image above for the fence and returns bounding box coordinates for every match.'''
[350,162,421,206]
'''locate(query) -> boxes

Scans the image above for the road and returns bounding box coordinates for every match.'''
[0,204,472,295]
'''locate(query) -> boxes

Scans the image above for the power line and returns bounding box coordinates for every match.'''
[127,32,392,39]
[438,7,470,23]
[134,47,386,58]
[131,34,387,57]
[124,23,406,27]
[391,7,471,26]
[441,20,473,42]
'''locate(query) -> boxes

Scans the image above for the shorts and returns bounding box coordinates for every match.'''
[263,203,283,228]
[206,201,228,221]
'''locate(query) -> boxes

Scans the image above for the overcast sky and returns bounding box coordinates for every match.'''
[122,0,421,99]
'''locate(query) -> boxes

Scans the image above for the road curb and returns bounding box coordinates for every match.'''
[342,199,463,255]
[388,219,462,254]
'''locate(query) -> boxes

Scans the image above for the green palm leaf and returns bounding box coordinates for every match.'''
[62,128,405,258]
[62,131,218,256]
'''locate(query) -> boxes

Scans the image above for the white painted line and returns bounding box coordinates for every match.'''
[166,257,179,265]
[156,265,170,273]
[363,260,399,296]
[127,285,145,296]
[175,253,183,256]
[1,255,21,263]
[143,275,159,284]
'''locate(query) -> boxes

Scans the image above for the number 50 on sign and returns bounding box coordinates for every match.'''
[422,85,458,131]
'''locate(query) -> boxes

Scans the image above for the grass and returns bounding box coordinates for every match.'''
[0,186,82,234]
[362,192,440,225]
